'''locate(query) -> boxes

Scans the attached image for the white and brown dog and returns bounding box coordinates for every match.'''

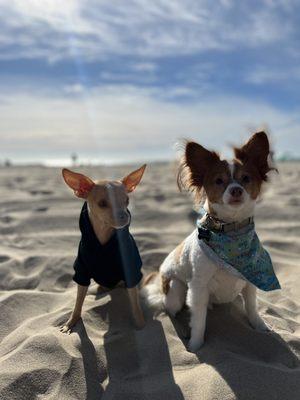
[142,131,280,352]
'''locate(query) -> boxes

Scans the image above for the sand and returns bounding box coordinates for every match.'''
[0,162,299,400]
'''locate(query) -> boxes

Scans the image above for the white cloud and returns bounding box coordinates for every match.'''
[0,84,299,162]
[132,62,157,72]
[0,0,298,61]
[64,84,85,94]
[245,66,300,84]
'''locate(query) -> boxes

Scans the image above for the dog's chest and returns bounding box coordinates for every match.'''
[208,269,247,303]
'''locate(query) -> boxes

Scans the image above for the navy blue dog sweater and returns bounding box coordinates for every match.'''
[73,202,143,288]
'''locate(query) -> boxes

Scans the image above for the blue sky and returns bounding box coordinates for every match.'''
[0,0,299,164]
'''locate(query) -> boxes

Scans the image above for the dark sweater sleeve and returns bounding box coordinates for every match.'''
[116,229,143,288]
[72,241,91,286]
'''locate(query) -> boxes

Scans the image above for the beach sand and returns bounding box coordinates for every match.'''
[0,162,299,399]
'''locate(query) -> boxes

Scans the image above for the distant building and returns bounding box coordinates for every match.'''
[71,153,78,166]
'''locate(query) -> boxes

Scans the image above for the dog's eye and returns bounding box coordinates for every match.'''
[215,178,224,185]
[242,175,251,184]
[98,199,108,208]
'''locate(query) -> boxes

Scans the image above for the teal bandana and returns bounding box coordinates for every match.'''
[197,217,281,292]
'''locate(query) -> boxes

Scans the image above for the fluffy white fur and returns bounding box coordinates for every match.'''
[141,162,269,352]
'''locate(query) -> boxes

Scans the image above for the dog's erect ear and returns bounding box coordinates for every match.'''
[62,168,95,198]
[178,141,220,191]
[234,131,272,180]
[122,164,146,193]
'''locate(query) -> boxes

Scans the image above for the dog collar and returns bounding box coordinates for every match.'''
[199,213,254,234]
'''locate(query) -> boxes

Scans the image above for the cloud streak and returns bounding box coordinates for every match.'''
[1,85,299,163]
[0,1,299,61]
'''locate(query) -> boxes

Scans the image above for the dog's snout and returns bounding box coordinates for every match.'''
[230,186,243,198]
[112,209,130,229]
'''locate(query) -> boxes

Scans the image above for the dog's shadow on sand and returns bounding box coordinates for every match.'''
[77,288,184,400]
[170,299,300,400]
[76,324,105,399]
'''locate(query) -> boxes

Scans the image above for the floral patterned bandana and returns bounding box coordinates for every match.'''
[197,216,281,291]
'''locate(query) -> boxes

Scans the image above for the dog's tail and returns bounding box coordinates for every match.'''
[140,272,166,312]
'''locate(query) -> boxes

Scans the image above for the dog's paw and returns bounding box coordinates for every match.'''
[59,315,81,334]
[249,315,270,332]
[187,338,204,352]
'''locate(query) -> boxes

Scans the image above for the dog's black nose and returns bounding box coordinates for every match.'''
[117,211,128,220]
[230,186,243,198]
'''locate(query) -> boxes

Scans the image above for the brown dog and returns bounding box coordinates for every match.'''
[60,165,146,333]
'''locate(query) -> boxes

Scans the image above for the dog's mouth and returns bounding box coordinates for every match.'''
[113,221,129,229]
[228,198,244,206]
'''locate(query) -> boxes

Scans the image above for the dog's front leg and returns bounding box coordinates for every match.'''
[60,284,88,334]
[127,286,145,330]
[187,284,209,352]
[242,283,269,331]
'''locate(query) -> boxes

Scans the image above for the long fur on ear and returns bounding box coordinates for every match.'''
[177,140,220,195]
[234,131,276,181]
